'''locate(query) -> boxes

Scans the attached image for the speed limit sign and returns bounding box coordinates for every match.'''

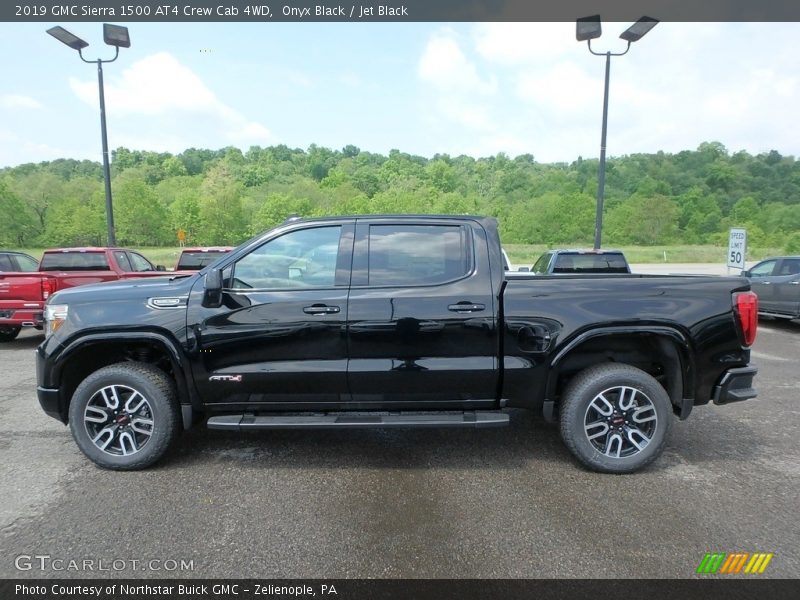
[727,228,747,270]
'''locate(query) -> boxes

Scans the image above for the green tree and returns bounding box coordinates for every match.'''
[197,163,246,244]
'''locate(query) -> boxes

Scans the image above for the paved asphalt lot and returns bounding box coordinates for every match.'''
[0,318,797,579]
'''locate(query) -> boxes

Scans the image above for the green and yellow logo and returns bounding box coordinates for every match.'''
[696,552,774,574]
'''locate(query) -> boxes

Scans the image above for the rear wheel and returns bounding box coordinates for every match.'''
[0,326,21,342]
[559,363,672,474]
[69,362,180,470]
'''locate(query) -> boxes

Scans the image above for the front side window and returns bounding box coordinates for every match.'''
[367,224,469,286]
[532,253,552,274]
[128,252,155,272]
[749,260,776,277]
[232,226,342,290]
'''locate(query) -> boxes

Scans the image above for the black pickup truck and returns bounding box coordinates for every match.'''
[36,215,759,473]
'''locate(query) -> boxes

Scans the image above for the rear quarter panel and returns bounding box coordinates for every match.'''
[501,275,751,409]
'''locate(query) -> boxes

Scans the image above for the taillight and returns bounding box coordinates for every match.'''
[734,291,758,347]
[41,277,57,300]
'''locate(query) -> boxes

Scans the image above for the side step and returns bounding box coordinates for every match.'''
[207,411,509,431]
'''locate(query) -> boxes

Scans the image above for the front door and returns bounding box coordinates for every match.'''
[345,219,499,409]
[748,259,779,312]
[188,222,354,409]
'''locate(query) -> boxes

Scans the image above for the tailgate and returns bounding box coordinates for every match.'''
[0,273,47,302]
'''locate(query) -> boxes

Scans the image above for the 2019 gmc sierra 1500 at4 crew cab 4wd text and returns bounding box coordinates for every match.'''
[36,215,759,473]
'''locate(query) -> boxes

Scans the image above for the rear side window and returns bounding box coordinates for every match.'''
[114,251,132,272]
[0,254,14,271]
[40,252,110,271]
[177,251,229,270]
[367,224,470,286]
[15,254,38,271]
[553,253,628,274]
[778,259,800,276]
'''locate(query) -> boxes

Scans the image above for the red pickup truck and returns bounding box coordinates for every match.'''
[0,247,172,342]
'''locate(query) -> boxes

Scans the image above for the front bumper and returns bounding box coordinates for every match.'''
[712,366,758,405]
[37,386,64,422]
[36,347,67,423]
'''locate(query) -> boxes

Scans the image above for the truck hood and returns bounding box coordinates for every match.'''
[49,274,198,304]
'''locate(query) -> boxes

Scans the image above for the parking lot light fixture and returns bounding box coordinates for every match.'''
[103,23,131,48]
[577,15,658,249]
[46,26,89,50]
[46,24,130,247]
[620,17,659,43]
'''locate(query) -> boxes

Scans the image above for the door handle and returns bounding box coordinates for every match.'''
[790,281,800,285]
[448,302,486,313]
[758,281,771,285]
[303,304,340,315]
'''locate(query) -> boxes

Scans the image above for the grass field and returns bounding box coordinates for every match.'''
[12,244,785,269]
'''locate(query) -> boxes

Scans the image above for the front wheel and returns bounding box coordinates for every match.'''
[0,325,21,342]
[559,363,673,474]
[69,362,180,470]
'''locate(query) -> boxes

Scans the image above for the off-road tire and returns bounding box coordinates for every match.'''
[0,326,21,342]
[559,363,673,474]
[69,362,180,470]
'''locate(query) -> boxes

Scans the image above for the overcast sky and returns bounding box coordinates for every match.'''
[1,22,798,167]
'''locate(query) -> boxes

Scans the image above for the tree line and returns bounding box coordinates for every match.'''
[1,141,799,253]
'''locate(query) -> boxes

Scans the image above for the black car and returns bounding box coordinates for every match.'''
[744,256,800,319]
[36,215,757,473]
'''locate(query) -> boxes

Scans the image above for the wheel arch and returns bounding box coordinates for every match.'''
[52,331,194,424]
[547,326,695,419]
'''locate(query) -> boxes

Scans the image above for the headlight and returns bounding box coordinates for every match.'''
[44,304,68,337]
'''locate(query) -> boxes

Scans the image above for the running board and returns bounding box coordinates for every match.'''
[207,411,509,431]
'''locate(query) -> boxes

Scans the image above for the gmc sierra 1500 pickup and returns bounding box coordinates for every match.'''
[36,215,759,473]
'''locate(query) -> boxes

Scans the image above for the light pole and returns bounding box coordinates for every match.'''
[47,24,131,247]
[577,15,658,249]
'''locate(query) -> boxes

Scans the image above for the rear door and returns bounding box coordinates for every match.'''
[772,258,800,316]
[187,221,354,409]
[345,218,499,409]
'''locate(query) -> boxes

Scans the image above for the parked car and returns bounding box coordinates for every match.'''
[743,256,800,319]
[175,247,233,271]
[0,251,39,272]
[0,247,175,342]
[37,215,757,473]
[531,249,631,275]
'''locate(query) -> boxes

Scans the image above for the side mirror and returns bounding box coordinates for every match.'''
[202,268,223,308]
[517,266,530,272]
[741,270,751,278]
[156,265,167,272]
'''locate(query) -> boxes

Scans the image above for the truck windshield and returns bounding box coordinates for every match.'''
[40,252,110,271]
